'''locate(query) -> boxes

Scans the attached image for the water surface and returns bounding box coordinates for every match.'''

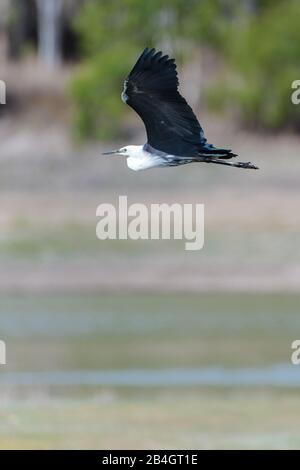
[0,293,299,389]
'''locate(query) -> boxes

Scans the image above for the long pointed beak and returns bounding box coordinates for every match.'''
[102,149,119,155]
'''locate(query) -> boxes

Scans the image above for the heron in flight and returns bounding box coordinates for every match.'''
[103,48,258,171]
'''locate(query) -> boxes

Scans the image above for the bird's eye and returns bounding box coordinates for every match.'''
[123,148,127,152]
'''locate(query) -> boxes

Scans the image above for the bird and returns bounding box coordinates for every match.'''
[103,47,258,171]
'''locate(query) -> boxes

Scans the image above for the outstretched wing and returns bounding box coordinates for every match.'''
[122,47,207,157]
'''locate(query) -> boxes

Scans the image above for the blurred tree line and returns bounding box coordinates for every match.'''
[71,0,300,140]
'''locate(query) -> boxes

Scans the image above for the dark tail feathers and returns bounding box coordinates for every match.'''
[201,148,237,160]
[198,147,258,169]
[202,157,259,170]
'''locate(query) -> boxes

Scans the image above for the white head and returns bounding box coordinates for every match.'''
[102,145,141,158]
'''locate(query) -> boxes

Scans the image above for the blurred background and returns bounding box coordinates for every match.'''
[0,0,300,449]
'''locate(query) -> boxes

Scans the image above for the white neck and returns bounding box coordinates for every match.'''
[126,145,167,171]
[126,145,146,171]
[126,145,144,158]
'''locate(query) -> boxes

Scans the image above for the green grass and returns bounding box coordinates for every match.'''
[1,292,299,371]
[1,292,299,449]
[1,391,300,449]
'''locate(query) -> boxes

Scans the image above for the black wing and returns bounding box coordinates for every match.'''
[122,47,207,157]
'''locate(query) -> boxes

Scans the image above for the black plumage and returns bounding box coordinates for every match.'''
[122,48,258,169]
